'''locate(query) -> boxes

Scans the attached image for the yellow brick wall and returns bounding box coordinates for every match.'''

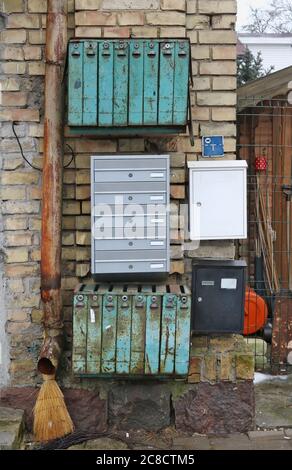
[0,0,237,386]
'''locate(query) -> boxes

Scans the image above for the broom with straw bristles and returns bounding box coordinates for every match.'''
[33,374,74,442]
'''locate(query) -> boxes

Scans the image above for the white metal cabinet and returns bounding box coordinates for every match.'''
[188,161,248,240]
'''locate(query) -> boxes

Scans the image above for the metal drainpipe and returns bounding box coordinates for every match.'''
[38,0,67,376]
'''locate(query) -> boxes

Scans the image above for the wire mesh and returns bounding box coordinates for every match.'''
[237,97,292,374]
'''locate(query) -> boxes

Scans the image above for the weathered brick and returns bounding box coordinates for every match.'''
[81,201,90,214]
[193,76,211,90]
[76,170,90,185]
[28,0,47,12]
[63,201,81,215]
[23,46,42,60]
[76,231,91,245]
[213,76,237,90]
[28,62,45,75]
[235,354,254,380]
[170,169,185,183]
[202,354,217,382]
[7,279,24,295]
[1,171,39,185]
[212,107,236,121]
[1,47,24,61]
[7,14,40,29]
[76,247,91,261]
[1,0,24,13]
[146,12,185,26]
[29,217,41,230]
[75,27,102,38]
[118,12,144,26]
[62,232,75,246]
[198,0,237,15]
[6,263,39,278]
[1,187,26,200]
[75,11,117,26]
[200,122,236,137]
[0,29,26,44]
[0,78,21,91]
[131,26,158,37]
[76,216,91,230]
[28,124,44,137]
[169,153,185,167]
[199,30,237,44]
[191,45,210,59]
[103,27,130,38]
[1,62,26,74]
[212,45,236,60]
[76,263,90,278]
[2,201,40,215]
[75,0,101,9]
[200,61,236,75]
[4,232,32,247]
[2,92,27,107]
[6,248,29,263]
[197,91,236,106]
[75,139,117,153]
[219,353,233,381]
[192,106,210,120]
[28,186,42,199]
[160,27,185,37]
[29,30,46,44]
[212,14,236,30]
[187,14,209,30]
[101,0,159,8]
[4,218,27,231]
[30,248,41,261]
[0,109,39,122]
[119,139,145,152]
[62,216,76,230]
[170,184,185,199]
[187,0,197,14]
[188,356,202,383]
[161,0,186,11]
[170,260,184,274]
[76,185,90,200]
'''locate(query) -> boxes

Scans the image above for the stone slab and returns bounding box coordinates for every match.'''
[248,430,284,440]
[174,381,255,435]
[209,434,252,450]
[172,436,211,450]
[255,376,292,429]
[109,384,170,431]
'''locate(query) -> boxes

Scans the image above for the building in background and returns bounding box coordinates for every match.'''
[238,33,292,71]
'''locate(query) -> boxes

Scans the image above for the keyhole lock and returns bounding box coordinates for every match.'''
[197,202,202,207]
[198,297,203,303]
[128,196,133,201]
[129,173,133,178]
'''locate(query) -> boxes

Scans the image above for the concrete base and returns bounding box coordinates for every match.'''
[256,375,292,428]
[0,379,255,436]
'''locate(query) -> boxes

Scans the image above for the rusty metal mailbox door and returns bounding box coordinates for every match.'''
[68,38,190,136]
[72,284,191,379]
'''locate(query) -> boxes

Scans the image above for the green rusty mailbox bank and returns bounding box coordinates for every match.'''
[67,38,192,137]
[70,38,192,380]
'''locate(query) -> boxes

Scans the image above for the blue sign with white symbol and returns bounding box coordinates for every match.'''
[202,136,224,157]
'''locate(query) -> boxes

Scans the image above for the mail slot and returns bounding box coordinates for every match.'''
[192,259,247,334]
[68,39,191,136]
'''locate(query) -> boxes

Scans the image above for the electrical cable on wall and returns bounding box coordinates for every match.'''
[12,121,75,171]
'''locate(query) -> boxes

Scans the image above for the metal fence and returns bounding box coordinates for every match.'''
[237,97,292,374]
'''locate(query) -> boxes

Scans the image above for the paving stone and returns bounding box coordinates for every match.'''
[172,436,211,450]
[248,430,284,440]
[250,440,292,450]
[209,434,252,450]
[69,438,128,450]
[0,407,24,450]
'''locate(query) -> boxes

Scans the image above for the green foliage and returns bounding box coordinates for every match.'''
[237,48,274,87]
